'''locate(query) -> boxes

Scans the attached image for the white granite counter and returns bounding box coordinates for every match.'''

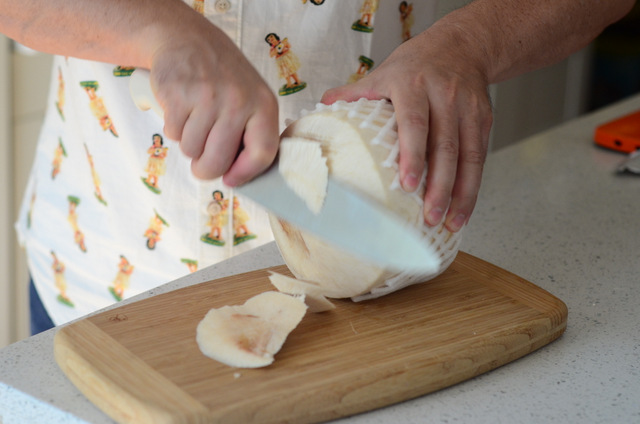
[1,94,639,424]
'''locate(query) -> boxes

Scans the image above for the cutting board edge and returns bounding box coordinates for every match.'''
[54,320,211,424]
[356,317,564,422]
[335,320,567,423]
[454,252,569,325]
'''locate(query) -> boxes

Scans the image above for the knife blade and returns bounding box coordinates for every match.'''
[129,69,440,273]
[236,162,440,273]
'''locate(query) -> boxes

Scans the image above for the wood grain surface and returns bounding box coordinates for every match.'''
[54,251,567,424]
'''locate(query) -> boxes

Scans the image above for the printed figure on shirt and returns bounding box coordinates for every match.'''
[109,255,134,301]
[193,0,204,14]
[265,33,307,96]
[51,251,73,307]
[202,190,229,246]
[79,81,119,137]
[348,55,374,84]
[399,1,415,41]
[55,68,65,121]
[181,258,198,273]
[142,133,169,194]
[51,138,67,179]
[144,209,169,250]
[84,144,107,205]
[232,196,257,245]
[67,195,87,252]
[352,0,379,32]
[302,0,326,5]
[112,66,136,77]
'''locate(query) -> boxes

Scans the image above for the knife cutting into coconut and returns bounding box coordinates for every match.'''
[129,69,463,367]
[129,69,453,274]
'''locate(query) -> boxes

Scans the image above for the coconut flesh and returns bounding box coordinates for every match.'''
[271,98,463,301]
[196,291,307,368]
[195,275,333,369]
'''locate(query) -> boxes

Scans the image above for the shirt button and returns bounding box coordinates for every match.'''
[214,0,231,13]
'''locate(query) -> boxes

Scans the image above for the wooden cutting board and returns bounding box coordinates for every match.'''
[54,251,567,424]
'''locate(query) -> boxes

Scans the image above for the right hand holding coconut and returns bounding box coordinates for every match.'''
[321,29,492,234]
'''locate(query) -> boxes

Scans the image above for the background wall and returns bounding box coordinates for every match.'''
[0,40,53,348]
[0,36,16,348]
[1,1,638,348]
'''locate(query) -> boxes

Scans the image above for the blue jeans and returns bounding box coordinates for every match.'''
[29,280,55,335]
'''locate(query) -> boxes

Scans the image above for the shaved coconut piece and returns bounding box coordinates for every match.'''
[278,137,329,214]
[196,291,307,368]
[268,271,335,313]
[270,99,464,300]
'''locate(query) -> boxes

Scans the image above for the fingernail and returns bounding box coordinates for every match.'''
[426,207,444,226]
[402,173,419,192]
[449,213,466,232]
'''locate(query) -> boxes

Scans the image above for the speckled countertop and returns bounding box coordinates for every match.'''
[1,95,639,424]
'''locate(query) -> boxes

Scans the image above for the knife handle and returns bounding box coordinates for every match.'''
[129,69,165,118]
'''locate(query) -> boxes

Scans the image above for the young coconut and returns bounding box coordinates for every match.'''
[196,291,307,368]
[270,98,463,301]
[268,271,335,313]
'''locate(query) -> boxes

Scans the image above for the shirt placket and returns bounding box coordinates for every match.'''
[205,0,242,46]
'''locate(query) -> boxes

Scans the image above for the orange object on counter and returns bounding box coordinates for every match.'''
[594,110,640,153]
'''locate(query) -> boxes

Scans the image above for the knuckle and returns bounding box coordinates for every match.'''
[404,110,429,132]
[223,88,246,113]
[192,161,217,180]
[193,84,218,110]
[408,72,430,94]
[255,88,279,116]
[457,189,479,207]
[179,139,200,159]
[163,124,180,142]
[248,143,277,169]
[464,148,487,166]
[464,138,488,163]
[162,116,183,142]
[197,151,228,179]
[434,139,459,158]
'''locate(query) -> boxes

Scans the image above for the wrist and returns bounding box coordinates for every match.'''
[415,18,492,87]
[135,2,214,69]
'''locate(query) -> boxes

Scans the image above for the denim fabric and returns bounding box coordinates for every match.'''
[29,280,55,335]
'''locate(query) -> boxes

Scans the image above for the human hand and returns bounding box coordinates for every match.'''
[321,30,492,233]
[148,20,279,186]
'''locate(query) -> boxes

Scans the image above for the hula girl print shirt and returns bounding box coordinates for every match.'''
[16,0,436,325]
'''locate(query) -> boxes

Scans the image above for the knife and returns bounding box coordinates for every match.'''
[129,69,440,273]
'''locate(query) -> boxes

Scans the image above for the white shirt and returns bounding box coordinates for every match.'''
[16,0,437,325]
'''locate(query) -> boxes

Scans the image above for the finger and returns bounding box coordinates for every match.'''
[422,100,460,227]
[392,90,429,193]
[321,81,376,105]
[444,104,491,232]
[190,109,244,180]
[161,97,190,142]
[223,103,279,187]
[150,73,191,143]
[179,101,218,159]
